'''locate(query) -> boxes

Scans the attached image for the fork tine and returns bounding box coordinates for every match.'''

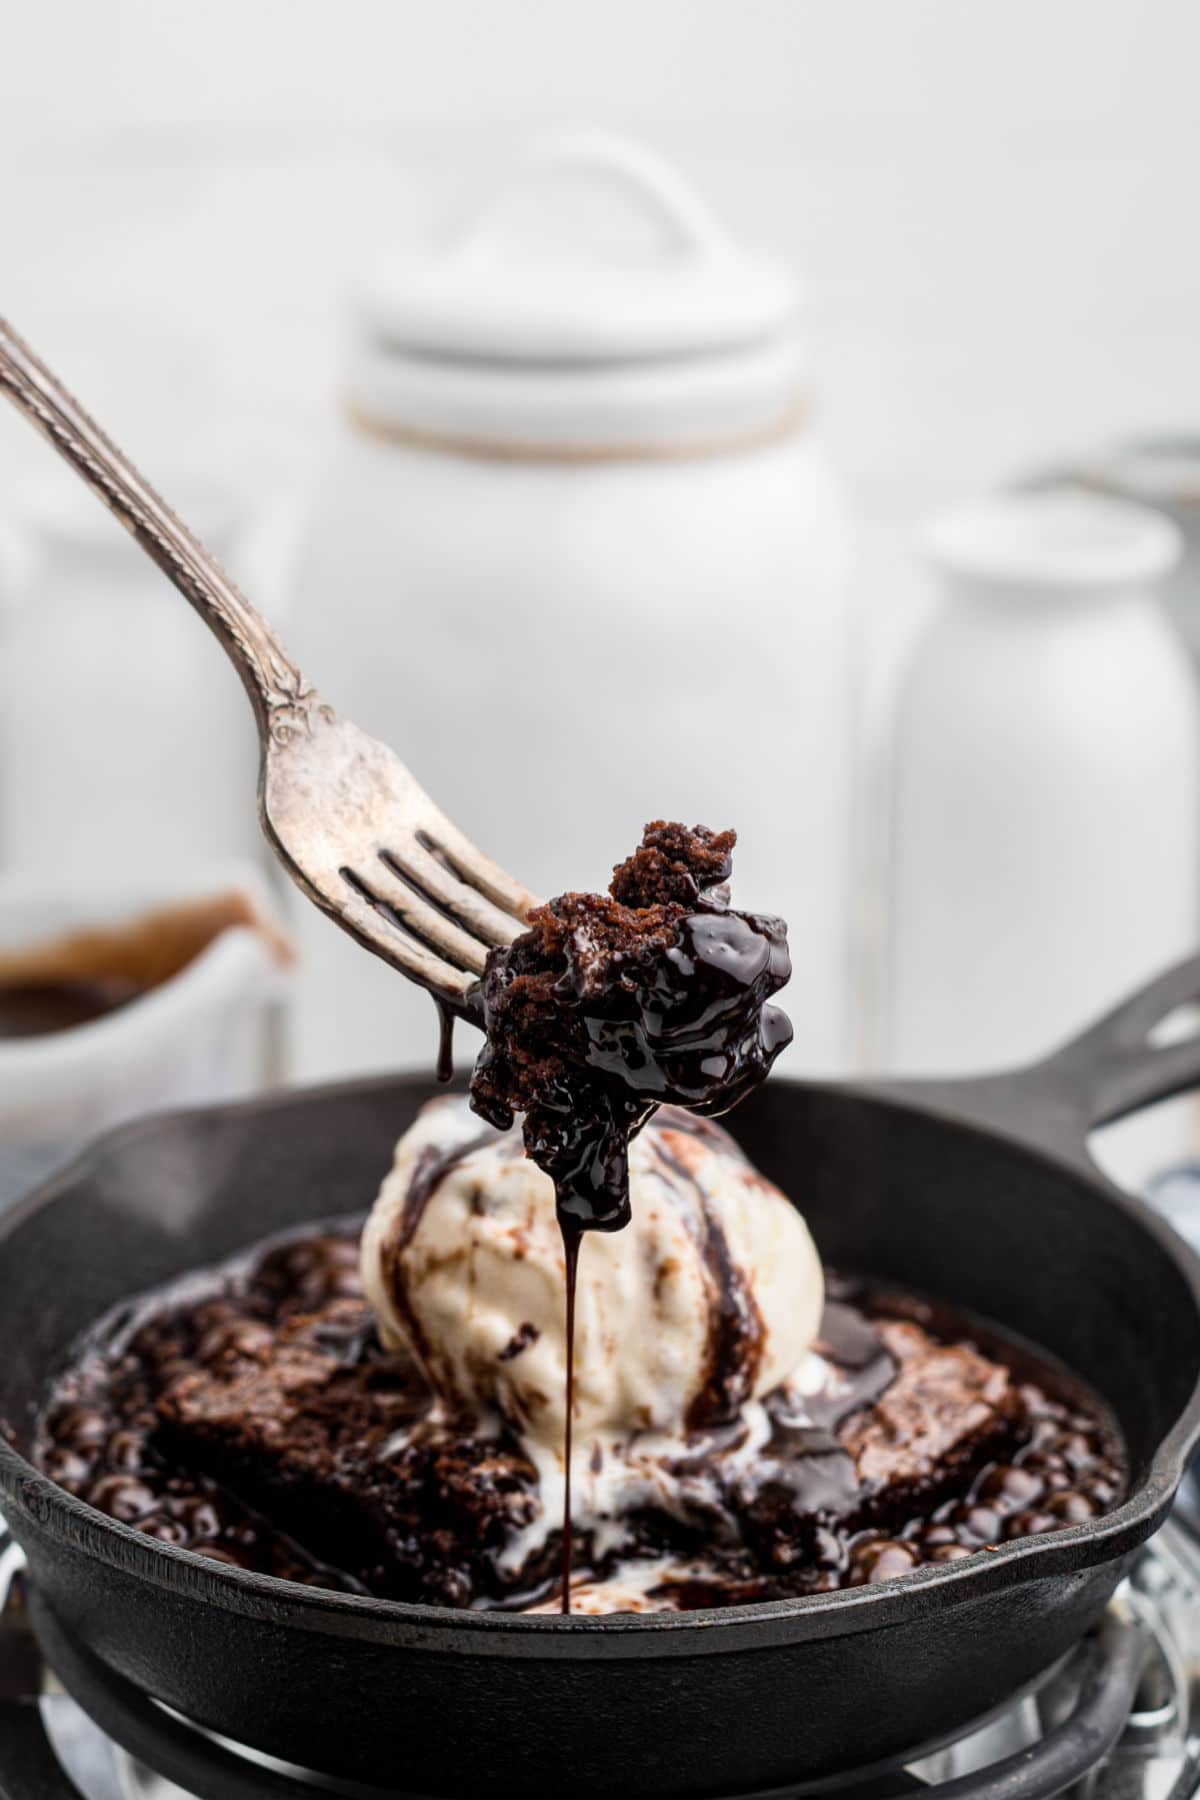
[412,804,541,921]
[336,878,476,995]
[381,843,525,949]
[259,715,538,1001]
[343,865,489,974]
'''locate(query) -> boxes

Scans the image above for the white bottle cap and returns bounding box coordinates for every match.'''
[1090,438,1200,511]
[922,490,1182,595]
[346,132,808,456]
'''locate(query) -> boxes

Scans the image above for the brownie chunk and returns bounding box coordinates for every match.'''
[610,821,736,908]
[156,1306,1017,1604]
[732,1318,1018,1576]
[470,822,792,1231]
[156,1298,543,1608]
[842,1320,1017,1497]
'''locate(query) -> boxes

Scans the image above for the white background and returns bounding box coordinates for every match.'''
[3,0,1198,619]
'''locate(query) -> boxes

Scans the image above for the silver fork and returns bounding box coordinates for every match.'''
[0,319,540,1010]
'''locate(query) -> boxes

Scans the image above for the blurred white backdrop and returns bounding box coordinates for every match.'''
[3,0,1199,666]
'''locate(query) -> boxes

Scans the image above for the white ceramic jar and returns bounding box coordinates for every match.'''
[886,490,1200,1183]
[1072,438,1200,664]
[0,474,261,880]
[287,134,853,1084]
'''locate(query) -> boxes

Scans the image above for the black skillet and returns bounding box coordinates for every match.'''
[0,956,1199,1800]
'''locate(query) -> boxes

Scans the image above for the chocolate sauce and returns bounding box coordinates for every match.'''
[464,824,793,1613]
[560,1224,581,1614]
[469,824,791,1235]
[0,977,142,1038]
[806,1301,898,1429]
[433,997,456,1085]
[397,1130,501,1252]
[497,1322,540,1362]
[0,893,282,1037]
[653,1131,766,1431]
[33,1223,1128,1612]
[380,1129,497,1389]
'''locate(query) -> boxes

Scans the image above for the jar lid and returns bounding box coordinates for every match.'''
[922,491,1182,595]
[1088,438,1200,512]
[347,134,807,456]
[358,132,798,364]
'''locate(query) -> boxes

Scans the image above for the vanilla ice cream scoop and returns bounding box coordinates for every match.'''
[361,1096,823,1444]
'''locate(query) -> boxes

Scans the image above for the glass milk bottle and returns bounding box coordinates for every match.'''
[287,133,854,1084]
[886,490,1199,1186]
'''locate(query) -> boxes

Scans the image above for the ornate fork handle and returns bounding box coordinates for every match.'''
[0,317,328,746]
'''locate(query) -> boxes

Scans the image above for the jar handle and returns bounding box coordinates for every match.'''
[449,130,732,267]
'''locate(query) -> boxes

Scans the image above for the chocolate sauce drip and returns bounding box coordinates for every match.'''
[560,1224,582,1614]
[433,998,456,1085]
[459,824,792,1613]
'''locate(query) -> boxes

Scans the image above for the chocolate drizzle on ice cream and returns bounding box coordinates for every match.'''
[653,1129,767,1432]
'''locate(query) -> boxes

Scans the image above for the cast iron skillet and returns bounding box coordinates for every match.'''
[1,958,1200,1800]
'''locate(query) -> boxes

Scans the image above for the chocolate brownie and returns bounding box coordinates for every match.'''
[470,822,792,1231]
[34,1228,1125,1610]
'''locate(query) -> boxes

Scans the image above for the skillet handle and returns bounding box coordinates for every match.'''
[882,953,1200,1171]
[1034,953,1200,1130]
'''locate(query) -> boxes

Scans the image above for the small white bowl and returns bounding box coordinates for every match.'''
[0,862,289,1206]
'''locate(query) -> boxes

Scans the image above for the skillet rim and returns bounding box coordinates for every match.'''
[1,1071,1197,1660]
